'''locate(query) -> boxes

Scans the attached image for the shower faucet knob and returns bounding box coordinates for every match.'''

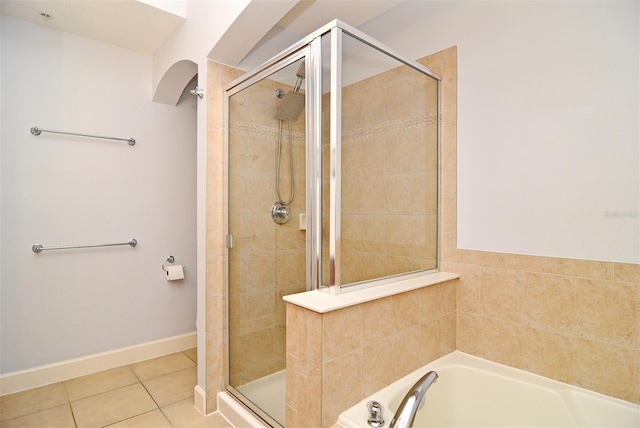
[271,202,291,224]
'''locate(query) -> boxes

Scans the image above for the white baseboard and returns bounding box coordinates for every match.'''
[0,332,197,396]
[194,385,207,415]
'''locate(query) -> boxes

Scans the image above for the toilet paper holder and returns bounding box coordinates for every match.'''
[162,256,185,272]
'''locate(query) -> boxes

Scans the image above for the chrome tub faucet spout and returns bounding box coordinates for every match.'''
[389,371,438,428]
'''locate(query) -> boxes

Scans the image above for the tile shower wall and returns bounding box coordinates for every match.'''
[205,60,307,412]
[324,67,438,285]
[206,61,243,413]
[227,76,306,386]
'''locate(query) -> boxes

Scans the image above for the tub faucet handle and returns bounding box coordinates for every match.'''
[367,401,385,427]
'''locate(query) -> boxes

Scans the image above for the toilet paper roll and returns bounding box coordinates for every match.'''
[165,265,184,281]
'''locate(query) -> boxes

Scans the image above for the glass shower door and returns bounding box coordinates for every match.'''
[226,57,307,427]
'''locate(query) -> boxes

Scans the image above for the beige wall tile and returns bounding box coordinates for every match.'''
[361,297,395,343]
[392,290,421,332]
[556,258,615,281]
[522,327,573,383]
[206,60,244,413]
[361,338,394,397]
[442,281,457,314]
[441,312,458,355]
[474,252,556,274]
[417,282,444,320]
[615,262,640,283]
[323,306,362,361]
[456,312,481,357]
[479,267,523,323]
[392,328,422,379]
[574,279,636,346]
[445,262,481,314]
[476,317,524,369]
[523,272,574,333]
[322,351,362,427]
[574,338,635,402]
[417,319,443,367]
[635,349,640,404]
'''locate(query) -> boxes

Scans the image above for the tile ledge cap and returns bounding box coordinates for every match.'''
[282,271,459,313]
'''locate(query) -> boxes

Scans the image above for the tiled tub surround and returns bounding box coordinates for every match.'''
[446,256,640,404]
[206,46,640,424]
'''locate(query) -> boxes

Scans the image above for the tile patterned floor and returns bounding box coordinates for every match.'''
[0,349,232,428]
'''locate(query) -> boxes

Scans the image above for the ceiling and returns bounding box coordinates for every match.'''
[0,0,185,55]
[237,0,404,70]
[0,0,404,61]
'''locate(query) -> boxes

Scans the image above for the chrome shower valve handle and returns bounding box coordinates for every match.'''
[271,202,291,224]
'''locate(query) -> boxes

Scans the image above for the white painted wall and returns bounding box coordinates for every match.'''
[0,16,197,373]
[361,0,639,263]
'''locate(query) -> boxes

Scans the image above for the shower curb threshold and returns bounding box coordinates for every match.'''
[218,391,270,428]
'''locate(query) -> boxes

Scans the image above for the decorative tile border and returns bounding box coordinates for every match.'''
[230,121,305,145]
[230,111,437,147]
[343,112,437,144]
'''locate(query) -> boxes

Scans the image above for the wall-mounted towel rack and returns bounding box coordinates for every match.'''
[32,239,137,253]
[30,127,136,146]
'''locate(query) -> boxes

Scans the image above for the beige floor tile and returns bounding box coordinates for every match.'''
[0,404,75,428]
[64,365,139,401]
[106,409,173,428]
[161,399,233,428]
[131,352,196,381]
[0,383,68,421]
[184,347,197,363]
[71,383,157,428]
[143,367,196,407]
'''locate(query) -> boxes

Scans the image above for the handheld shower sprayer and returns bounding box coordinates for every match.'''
[271,60,305,225]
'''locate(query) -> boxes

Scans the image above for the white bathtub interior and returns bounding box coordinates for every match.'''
[338,351,640,428]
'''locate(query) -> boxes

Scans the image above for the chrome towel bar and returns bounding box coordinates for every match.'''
[32,239,137,253]
[30,127,136,146]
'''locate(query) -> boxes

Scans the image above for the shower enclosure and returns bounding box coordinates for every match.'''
[224,20,440,427]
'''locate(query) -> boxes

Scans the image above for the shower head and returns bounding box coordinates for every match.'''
[296,61,305,79]
[293,61,305,92]
[276,91,304,121]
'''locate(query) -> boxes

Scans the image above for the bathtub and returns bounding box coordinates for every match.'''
[338,351,639,427]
